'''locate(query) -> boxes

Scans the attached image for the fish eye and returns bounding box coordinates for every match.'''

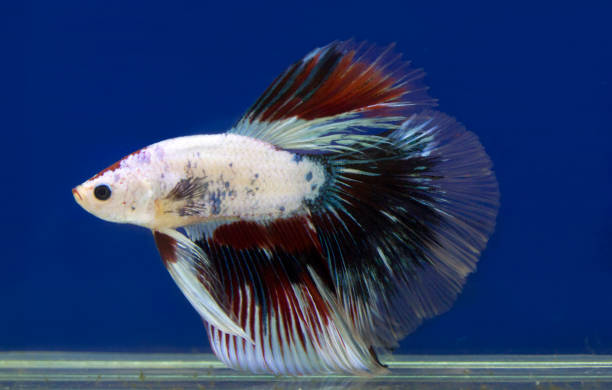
[94,184,112,201]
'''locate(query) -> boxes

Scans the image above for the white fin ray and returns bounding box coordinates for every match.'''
[154,228,252,342]
[231,113,401,154]
[179,220,384,375]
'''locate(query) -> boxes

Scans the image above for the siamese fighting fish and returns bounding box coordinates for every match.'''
[73,41,499,375]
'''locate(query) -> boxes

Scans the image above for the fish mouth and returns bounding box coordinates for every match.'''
[72,187,83,202]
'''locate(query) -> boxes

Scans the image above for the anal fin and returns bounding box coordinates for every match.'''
[182,218,385,374]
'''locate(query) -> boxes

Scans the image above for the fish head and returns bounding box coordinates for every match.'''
[73,148,157,227]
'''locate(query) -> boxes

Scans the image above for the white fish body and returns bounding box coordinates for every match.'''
[74,133,325,230]
[73,41,499,375]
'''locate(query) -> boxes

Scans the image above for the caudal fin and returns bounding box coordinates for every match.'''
[311,110,499,349]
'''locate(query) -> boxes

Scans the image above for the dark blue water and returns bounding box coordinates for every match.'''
[5,1,611,356]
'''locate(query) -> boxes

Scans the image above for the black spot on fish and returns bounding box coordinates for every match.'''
[229,162,233,168]
[311,184,317,191]
[305,171,313,182]
[292,154,303,163]
[210,190,223,215]
[225,181,230,189]
[279,206,285,212]
[250,173,260,186]
[131,206,136,211]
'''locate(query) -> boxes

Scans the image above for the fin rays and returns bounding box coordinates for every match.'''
[186,220,383,374]
[150,41,498,375]
[231,40,435,153]
[307,111,499,349]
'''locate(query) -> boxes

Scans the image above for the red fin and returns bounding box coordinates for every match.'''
[153,231,177,264]
[211,216,322,254]
[198,235,379,374]
[177,218,386,373]
[242,41,432,123]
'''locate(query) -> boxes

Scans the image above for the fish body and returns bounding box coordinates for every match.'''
[74,134,325,229]
[73,41,499,375]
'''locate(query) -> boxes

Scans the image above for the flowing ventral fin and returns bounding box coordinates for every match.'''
[310,110,499,350]
[230,40,436,153]
[153,228,251,342]
[181,219,386,375]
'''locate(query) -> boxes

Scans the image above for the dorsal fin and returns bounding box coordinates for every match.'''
[241,41,430,122]
[231,41,435,152]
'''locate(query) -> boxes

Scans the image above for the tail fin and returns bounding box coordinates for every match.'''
[312,110,499,349]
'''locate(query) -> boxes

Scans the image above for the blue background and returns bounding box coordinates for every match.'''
[4,1,611,354]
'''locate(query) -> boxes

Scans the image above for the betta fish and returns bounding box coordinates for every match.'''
[73,41,499,375]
